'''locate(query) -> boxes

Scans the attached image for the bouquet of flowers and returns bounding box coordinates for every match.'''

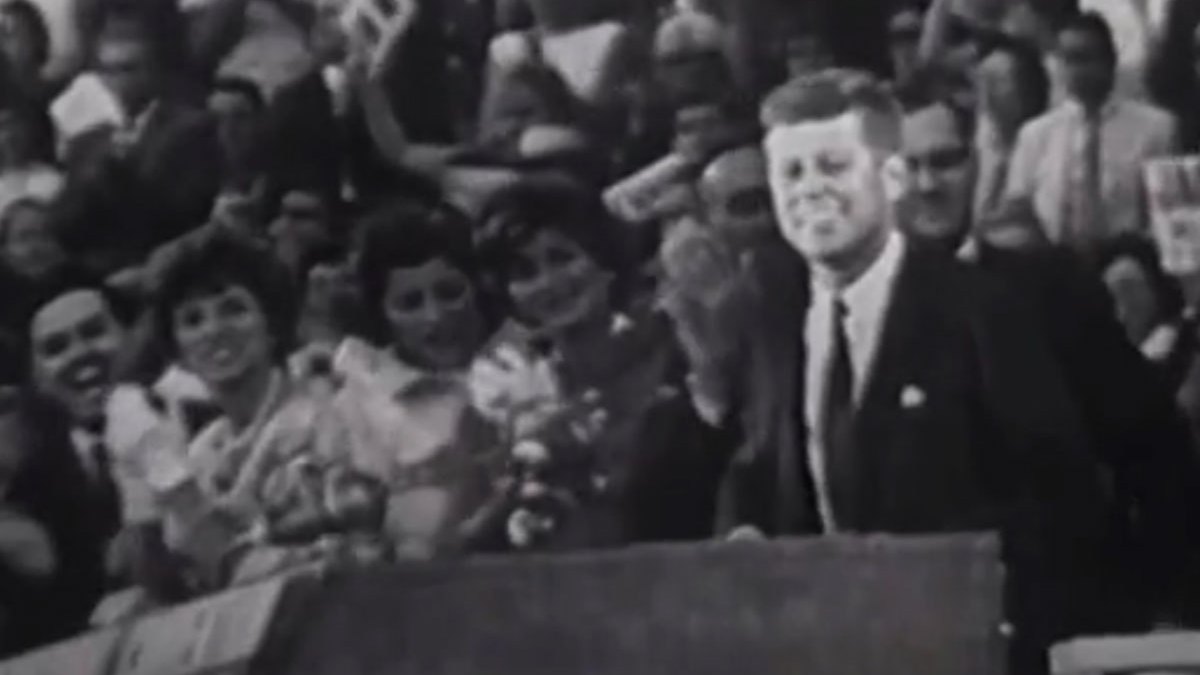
[469,345,614,550]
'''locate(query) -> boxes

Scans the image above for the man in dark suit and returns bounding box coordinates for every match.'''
[55,12,221,276]
[895,73,1200,630]
[685,70,1109,674]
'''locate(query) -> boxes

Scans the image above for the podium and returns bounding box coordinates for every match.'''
[0,534,1006,675]
[278,534,1006,675]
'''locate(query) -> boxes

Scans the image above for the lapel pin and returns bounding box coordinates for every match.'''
[900,385,926,410]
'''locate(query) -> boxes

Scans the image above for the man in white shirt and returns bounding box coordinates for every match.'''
[26,277,211,605]
[1005,12,1178,262]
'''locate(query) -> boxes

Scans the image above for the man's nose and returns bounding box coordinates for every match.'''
[787,172,830,202]
[912,164,941,194]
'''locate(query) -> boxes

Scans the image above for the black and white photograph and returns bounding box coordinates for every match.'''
[1,0,1200,673]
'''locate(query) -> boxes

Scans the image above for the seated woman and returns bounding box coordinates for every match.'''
[470,180,727,552]
[321,200,502,559]
[135,233,388,590]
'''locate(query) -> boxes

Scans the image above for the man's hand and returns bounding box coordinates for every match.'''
[658,220,754,418]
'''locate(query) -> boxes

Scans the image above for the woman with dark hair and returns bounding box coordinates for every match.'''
[0,0,55,106]
[973,37,1050,222]
[468,179,726,552]
[138,233,388,589]
[312,199,503,559]
[1099,234,1193,392]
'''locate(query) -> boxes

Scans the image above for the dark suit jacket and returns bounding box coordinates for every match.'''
[57,99,221,273]
[714,239,1109,671]
[1,396,113,655]
[976,242,1200,626]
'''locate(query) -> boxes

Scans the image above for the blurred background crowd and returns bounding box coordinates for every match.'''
[3,0,1200,670]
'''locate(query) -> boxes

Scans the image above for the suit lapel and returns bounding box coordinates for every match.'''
[853,244,938,527]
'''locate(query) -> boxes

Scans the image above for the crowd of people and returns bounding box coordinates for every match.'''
[3,0,1200,671]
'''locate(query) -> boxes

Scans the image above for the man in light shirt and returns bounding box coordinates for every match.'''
[1005,12,1178,263]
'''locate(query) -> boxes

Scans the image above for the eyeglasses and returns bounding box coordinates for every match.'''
[905,147,971,174]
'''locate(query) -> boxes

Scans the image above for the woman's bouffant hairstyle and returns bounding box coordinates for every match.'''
[477,178,623,277]
[153,233,298,362]
[355,199,492,343]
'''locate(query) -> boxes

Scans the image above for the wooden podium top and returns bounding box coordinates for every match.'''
[278,534,1006,675]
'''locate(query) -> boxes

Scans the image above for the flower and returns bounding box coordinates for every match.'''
[513,439,551,465]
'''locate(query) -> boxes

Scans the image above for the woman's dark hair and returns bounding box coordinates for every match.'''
[1098,233,1184,321]
[0,0,51,68]
[92,0,189,76]
[153,233,298,362]
[988,37,1050,126]
[477,178,631,317]
[355,200,490,343]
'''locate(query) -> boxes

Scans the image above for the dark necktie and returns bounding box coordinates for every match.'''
[822,298,860,530]
[1066,113,1104,253]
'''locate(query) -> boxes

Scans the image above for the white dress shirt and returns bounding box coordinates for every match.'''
[1005,98,1178,247]
[803,231,906,532]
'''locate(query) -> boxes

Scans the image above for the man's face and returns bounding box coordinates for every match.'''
[899,104,976,245]
[976,49,1023,127]
[889,10,922,82]
[699,147,776,246]
[1058,28,1115,106]
[269,191,329,271]
[30,290,124,425]
[96,37,156,113]
[764,113,891,269]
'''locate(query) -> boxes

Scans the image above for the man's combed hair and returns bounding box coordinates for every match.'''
[894,64,976,144]
[760,69,902,152]
[1058,11,1118,62]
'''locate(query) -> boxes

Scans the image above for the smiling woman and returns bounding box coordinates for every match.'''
[149,233,390,587]
[467,180,728,552]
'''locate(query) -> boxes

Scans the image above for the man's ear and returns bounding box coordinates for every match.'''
[880,154,909,203]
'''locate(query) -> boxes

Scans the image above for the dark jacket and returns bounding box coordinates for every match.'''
[713,240,1109,673]
[1,396,112,655]
[57,99,222,274]
[976,242,1200,627]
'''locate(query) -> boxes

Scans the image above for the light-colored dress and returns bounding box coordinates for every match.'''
[318,337,500,559]
[108,367,389,590]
